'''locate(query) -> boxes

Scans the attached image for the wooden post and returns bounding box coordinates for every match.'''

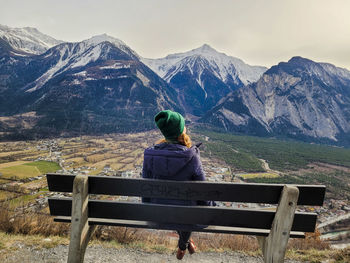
[258,185,299,263]
[257,236,266,257]
[67,175,96,263]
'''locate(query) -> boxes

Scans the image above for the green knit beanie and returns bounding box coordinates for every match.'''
[155,110,185,140]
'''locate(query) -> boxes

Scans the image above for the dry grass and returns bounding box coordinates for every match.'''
[332,247,350,262]
[238,172,279,179]
[0,190,18,201]
[22,153,47,160]
[90,139,111,146]
[286,247,350,262]
[91,226,177,249]
[90,158,123,170]
[0,150,32,158]
[0,161,31,168]
[87,168,103,175]
[0,202,69,236]
[288,230,330,250]
[20,178,47,192]
[109,160,125,171]
[66,157,86,166]
[194,233,259,252]
[86,153,115,163]
[0,179,10,184]
[0,232,69,255]
[120,157,137,164]
[120,163,136,171]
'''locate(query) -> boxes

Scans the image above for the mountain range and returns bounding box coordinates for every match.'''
[0,27,180,138]
[0,25,349,146]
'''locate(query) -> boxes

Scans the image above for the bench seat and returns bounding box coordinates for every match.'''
[54,216,306,238]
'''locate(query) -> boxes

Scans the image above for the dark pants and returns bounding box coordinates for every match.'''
[177,231,192,250]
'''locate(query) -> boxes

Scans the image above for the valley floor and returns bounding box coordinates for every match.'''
[1,130,350,261]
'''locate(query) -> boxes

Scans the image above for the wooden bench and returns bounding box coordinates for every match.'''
[46,173,325,263]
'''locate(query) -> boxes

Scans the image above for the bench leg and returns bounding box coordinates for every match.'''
[67,175,95,263]
[257,236,266,257]
[258,185,299,263]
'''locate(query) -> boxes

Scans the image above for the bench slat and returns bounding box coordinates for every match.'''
[48,198,317,232]
[53,216,305,238]
[46,174,325,206]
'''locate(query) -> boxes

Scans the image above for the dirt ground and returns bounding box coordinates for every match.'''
[0,244,303,263]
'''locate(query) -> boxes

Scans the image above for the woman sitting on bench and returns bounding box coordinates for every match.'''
[142,110,209,260]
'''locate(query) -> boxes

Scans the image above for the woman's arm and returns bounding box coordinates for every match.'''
[192,155,206,181]
[191,147,206,181]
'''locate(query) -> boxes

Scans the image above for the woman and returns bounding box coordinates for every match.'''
[142,110,207,260]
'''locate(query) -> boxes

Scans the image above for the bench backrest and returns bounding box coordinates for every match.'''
[47,173,325,233]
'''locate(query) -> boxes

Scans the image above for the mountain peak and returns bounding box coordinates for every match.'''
[83,34,122,46]
[22,27,41,33]
[288,56,314,65]
[190,43,220,56]
[196,43,215,51]
[81,34,139,59]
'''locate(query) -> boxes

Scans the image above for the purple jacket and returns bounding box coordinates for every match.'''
[142,142,207,206]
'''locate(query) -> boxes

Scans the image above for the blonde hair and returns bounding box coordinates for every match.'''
[156,132,192,148]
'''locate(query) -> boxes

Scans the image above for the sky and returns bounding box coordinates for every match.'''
[1,0,350,69]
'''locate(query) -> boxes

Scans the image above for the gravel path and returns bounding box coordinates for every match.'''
[1,244,303,263]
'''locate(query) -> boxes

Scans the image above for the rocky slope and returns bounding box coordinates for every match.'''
[201,57,350,145]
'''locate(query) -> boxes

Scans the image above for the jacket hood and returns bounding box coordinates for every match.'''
[145,143,196,158]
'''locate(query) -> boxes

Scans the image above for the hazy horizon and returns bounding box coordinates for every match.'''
[1,0,350,70]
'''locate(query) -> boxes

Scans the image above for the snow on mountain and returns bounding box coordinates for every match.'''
[25,34,139,92]
[142,44,267,85]
[82,34,140,59]
[0,24,63,55]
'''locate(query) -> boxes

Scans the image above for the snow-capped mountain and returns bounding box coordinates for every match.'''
[142,44,267,116]
[143,44,266,85]
[201,56,350,145]
[0,24,63,55]
[82,34,140,60]
[0,33,182,136]
[23,34,140,92]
